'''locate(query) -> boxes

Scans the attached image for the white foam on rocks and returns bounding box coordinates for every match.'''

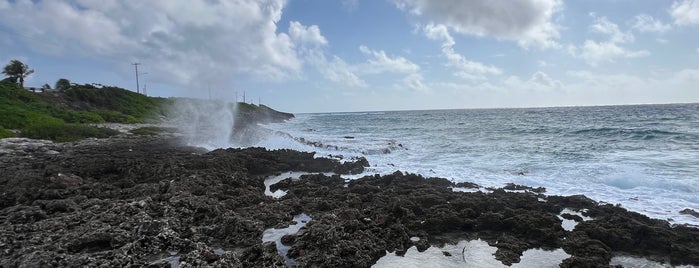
[261,213,311,265]
[558,208,593,231]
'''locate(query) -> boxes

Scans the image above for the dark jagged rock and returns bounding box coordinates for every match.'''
[333,157,370,175]
[455,181,479,188]
[0,135,697,267]
[233,103,294,131]
[560,231,612,267]
[502,183,546,193]
[270,177,294,193]
[681,208,699,218]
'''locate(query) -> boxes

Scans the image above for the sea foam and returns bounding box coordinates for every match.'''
[262,105,699,226]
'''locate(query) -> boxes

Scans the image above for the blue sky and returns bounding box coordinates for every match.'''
[1,0,698,113]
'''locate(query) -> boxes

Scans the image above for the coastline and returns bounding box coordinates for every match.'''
[0,133,698,267]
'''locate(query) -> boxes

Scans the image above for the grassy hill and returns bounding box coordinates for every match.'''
[235,102,294,126]
[1,81,293,142]
[0,81,169,141]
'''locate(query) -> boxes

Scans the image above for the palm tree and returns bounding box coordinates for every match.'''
[2,60,34,88]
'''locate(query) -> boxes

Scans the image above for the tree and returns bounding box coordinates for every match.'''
[55,78,71,92]
[42,83,51,92]
[2,60,34,88]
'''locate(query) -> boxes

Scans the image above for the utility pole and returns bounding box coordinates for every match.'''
[243,91,246,103]
[142,72,148,96]
[132,63,140,94]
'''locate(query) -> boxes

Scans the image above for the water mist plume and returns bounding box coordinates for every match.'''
[167,98,237,150]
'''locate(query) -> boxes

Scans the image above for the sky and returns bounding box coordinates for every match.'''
[1,0,698,113]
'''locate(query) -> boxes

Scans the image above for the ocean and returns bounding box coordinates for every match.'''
[254,103,699,226]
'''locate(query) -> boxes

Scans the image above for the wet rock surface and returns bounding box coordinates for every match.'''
[1,135,698,267]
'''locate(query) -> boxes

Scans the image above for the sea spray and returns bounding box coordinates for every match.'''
[262,104,699,225]
[167,98,236,150]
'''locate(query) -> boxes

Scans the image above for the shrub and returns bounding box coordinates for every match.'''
[94,110,142,123]
[0,126,14,139]
[64,85,166,119]
[21,122,120,142]
[0,80,168,142]
[49,109,105,124]
[0,105,64,129]
[55,78,71,92]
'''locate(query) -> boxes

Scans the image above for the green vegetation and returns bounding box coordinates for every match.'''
[0,80,168,142]
[21,123,119,142]
[0,126,14,139]
[236,102,259,113]
[2,60,34,88]
[0,62,292,143]
[236,102,293,117]
[94,110,141,124]
[129,126,176,136]
[55,78,70,92]
[59,84,168,120]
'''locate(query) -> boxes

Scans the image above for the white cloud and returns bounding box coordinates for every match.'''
[530,71,562,88]
[358,45,420,74]
[289,21,328,47]
[284,21,370,89]
[306,52,367,88]
[432,69,699,109]
[574,40,649,66]
[305,45,423,89]
[400,73,430,92]
[590,15,635,43]
[0,0,377,90]
[0,0,301,89]
[671,0,699,25]
[424,23,455,47]
[571,15,649,66]
[394,0,563,48]
[632,14,672,33]
[504,71,562,92]
[355,45,428,91]
[424,23,502,80]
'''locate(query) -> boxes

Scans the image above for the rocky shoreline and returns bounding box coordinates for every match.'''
[1,134,698,267]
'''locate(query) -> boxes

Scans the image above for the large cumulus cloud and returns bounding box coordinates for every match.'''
[0,0,310,89]
[393,0,563,48]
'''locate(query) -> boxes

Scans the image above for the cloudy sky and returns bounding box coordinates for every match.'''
[1,0,698,113]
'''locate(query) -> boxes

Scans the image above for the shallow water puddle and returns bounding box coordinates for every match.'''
[263,172,308,198]
[261,213,311,265]
[610,255,679,268]
[558,208,593,231]
[149,251,180,267]
[264,172,337,198]
[373,239,570,268]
